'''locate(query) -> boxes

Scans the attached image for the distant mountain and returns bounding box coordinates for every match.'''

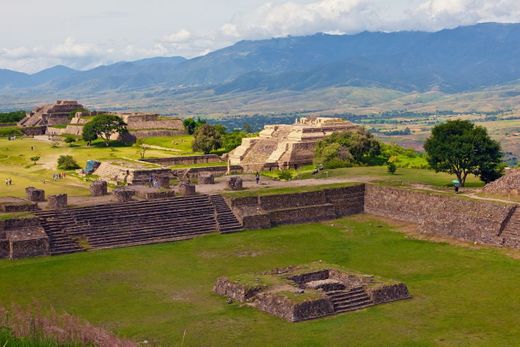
[3,23,520,101]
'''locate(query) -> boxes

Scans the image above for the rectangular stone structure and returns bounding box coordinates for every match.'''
[25,187,45,202]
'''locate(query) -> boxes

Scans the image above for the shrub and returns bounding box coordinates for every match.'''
[63,135,76,144]
[57,155,80,170]
[278,169,294,181]
[387,161,397,174]
[30,156,40,166]
[0,126,23,138]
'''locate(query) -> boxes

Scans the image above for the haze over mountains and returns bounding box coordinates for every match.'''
[2,22,520,113]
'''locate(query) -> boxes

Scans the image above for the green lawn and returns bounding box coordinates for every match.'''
[141,135,196,154]
[0,215,518,346]
[0,138,177,197]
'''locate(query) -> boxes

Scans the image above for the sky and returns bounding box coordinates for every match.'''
[1,0,520,73]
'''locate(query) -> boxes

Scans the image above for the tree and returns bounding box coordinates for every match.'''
[424,120,502,186]
[82,122,98,146]
[314,128,382,169]
[57,155,80,170]
[82,115,128,147]
[192,124,222,154]
[183,117,207,135]
[222,131,247,152]
[30,156,40,166]
[63,135,76,146]
[135,139,148,159]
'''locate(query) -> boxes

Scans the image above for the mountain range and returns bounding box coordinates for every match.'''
[2,22,520,113]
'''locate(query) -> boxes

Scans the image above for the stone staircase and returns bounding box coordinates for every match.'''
[501,207,520,248]
[36,195,220,255]
[210,195,243,234]
[325,286,374,313]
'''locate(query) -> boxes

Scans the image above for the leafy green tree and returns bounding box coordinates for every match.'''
[424,120,502,186]
[314,128,382,169]
[183,117,207,135]
[57,155,80,170]
[82,115,127,147]
[82,122,98,145]
[30,156,40,166]
[192,124,222,154]
[222,131,247,152]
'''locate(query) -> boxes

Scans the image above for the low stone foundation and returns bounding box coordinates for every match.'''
[0,216,49,259]
[227,177,243,191]
[199,173,215,185]
[214,262,410,322]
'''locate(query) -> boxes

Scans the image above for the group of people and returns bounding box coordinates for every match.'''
[52,172,66,181]
[4,178,13,185]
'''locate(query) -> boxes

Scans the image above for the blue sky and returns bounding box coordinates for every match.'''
[1,0,520,72]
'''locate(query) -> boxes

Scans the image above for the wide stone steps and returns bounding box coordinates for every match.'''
[36,195,221,255]
[326,287,374,313]
[210,195,243,233]
[501,210,520,247]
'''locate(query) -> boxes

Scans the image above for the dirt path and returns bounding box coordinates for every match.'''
[409,184,518,204]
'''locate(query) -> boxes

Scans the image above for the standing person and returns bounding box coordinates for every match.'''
[8,178,12,185]
[4,178,8,185]
[255,172,260,185]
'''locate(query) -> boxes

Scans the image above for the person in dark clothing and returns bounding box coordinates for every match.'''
[255,172,260,184]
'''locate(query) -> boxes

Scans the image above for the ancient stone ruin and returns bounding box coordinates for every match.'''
[90,180,108,197]
[199,173,215,185]
[229,117,359,172]
[227,177,243,191]
[47,194,67,209]
[179,182,196,197]
[214,262,410,322]
[25,187,45,202]
[483,169,520,195]
[18,100,84,132]
[113,188,136,203]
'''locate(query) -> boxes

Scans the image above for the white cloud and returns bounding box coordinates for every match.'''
[162,29,192,44]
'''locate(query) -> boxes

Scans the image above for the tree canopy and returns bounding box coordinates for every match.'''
[183,117,207,135]
[315,128,382,169]
[82,114,128,147]
[424,120,502,186]
[192,124,223,154]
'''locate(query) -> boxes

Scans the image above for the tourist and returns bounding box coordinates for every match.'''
[4,178,8,185]
[255,172,260,184]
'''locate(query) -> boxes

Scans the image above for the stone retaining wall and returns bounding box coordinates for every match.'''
[142,155,222,166]
[367,283,411,305]
[365,185,516,247]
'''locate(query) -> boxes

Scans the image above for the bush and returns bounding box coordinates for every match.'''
[63,135,76,145]
[278,169,294,181]
[387,161,397,174]
[0,111,25,124]
[57,155,80,170]
[0,126,23,138]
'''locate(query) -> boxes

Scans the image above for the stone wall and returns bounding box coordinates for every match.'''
[230,185,365,229]
[254,292,334,322]
[0,217,49,259]
[367,283,411,305]
[213,277,263,302]
[142,155,222,166]
[365,185,516,247]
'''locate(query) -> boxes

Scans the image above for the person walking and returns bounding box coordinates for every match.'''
[255,172,260,185]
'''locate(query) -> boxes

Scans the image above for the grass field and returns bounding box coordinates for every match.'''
[0,215,518,346]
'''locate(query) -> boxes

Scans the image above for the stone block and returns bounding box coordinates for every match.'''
[47,194,67,209]
[227,176,243,191]
[199,173,215,185]
[25,187,45,202]
[90,180,108,196]
[179,183,196,197]
[113,188,136,203]
[155,175,171,189]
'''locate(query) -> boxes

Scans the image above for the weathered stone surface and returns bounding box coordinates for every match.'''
[364,185,516,247]
[367,283,411,305]
[199,173,215,185]
[3,227,49,259]
[25,187,45,202]
[214,277,261,302]
[89,180,108,196]
[227,177,243,191]
[142,155,222,166]
[113,188,136,203]
[178,183,196,197]
[47,194,67,209]
[0,198,37,213]
[155,175,171,189]
[483,169,520,195]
